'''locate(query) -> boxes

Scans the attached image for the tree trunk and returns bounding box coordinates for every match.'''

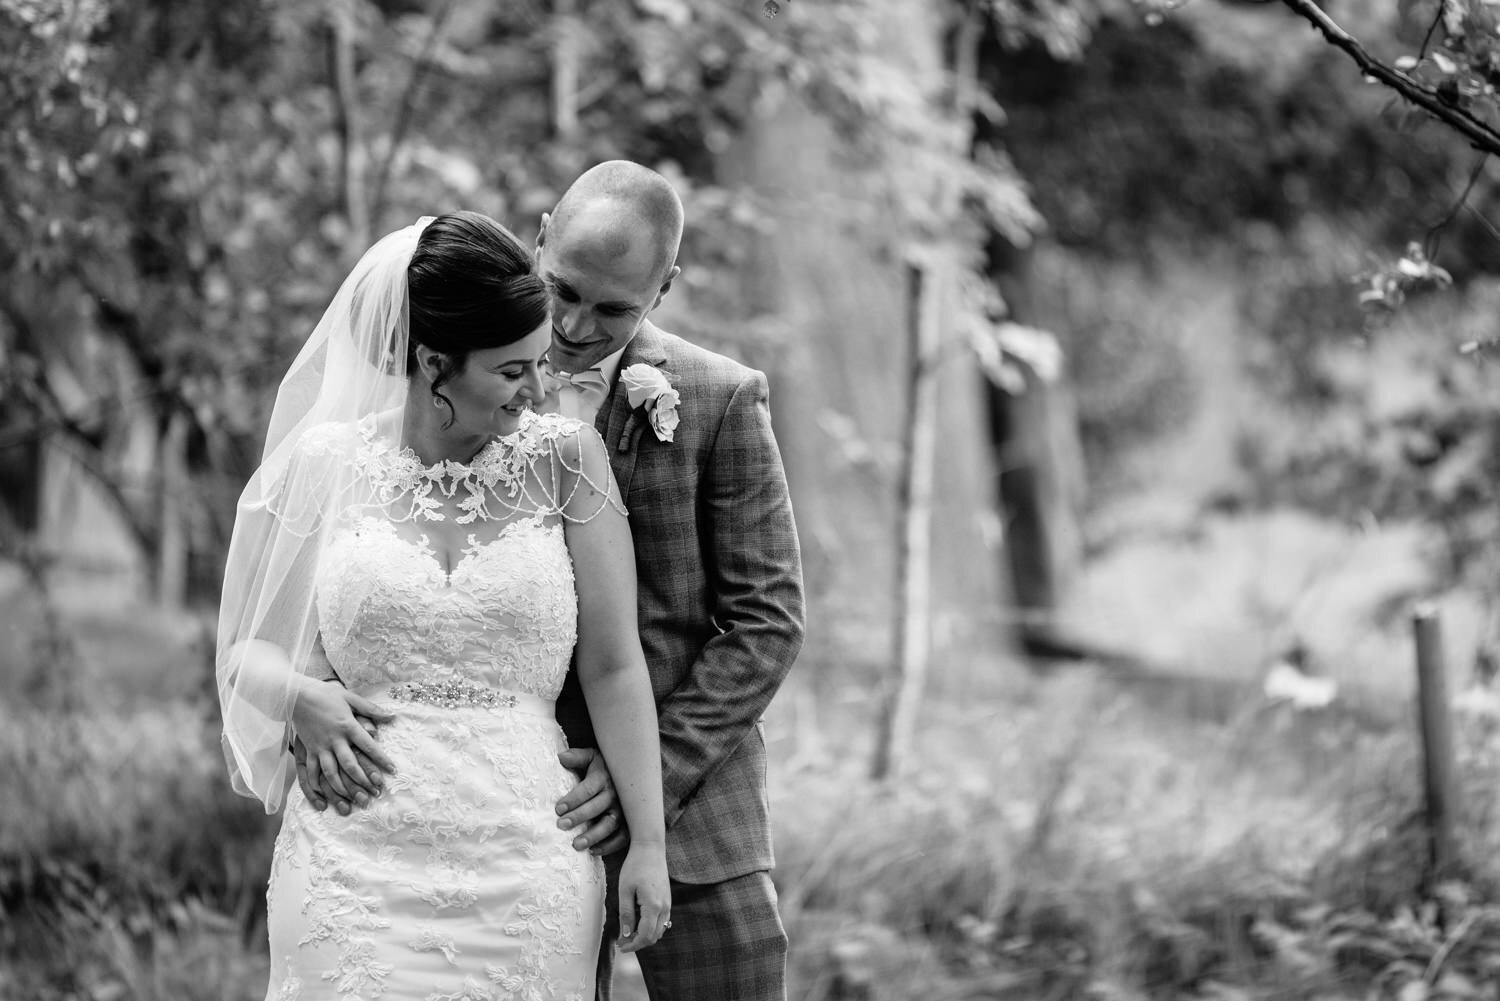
[155,410,189,608]
[328,0,369,249]
[984,352,1086,643]
[873,258,942,779]
[552,0,580,141]
[709,0,1008,717]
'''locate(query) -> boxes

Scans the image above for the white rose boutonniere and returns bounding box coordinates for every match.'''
[620,363,681,443]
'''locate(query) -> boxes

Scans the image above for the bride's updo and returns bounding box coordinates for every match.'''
[406,211,549,409]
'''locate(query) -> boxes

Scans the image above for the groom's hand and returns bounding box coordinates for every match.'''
[293,715,385,815]
[556,747,630,856]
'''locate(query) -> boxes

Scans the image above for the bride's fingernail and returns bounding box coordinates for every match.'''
[558,818,572,830]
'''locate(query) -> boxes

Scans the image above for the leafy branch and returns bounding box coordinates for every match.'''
[1259,0,1500,324]
[1277,0,1500,157]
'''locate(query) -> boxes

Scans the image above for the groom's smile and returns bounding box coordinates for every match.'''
[540,260,652,372]
[534,199,680,372]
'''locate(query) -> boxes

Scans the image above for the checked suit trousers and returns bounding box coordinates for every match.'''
[595,855,788,1001]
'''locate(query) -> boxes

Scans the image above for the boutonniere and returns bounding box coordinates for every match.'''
[620,363,680,443]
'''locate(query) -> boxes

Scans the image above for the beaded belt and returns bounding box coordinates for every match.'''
[387,680,555,719]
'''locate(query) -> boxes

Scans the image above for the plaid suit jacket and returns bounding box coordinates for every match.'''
[554,321,805,885]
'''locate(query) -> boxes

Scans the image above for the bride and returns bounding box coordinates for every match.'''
[216,211,669,998]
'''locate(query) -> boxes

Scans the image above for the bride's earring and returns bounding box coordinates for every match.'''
[433,393,447,409]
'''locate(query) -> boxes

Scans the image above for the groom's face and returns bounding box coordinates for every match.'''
[535,208,675,373]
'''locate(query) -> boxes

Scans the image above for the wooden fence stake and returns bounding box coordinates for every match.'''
[1413,602,1459,878]
[871,257,939,781]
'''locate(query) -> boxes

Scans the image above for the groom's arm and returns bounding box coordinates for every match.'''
[655,369,805,828]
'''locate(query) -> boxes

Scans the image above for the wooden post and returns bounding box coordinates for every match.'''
[872,256,940,780]
[1413,602,1459,877]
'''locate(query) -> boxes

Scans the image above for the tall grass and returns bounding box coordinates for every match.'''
[770,670,1500,1000]
[0,697,275,1000]
[7,598,1500,999]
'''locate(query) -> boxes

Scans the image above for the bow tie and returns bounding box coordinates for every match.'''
[560,368,610,395]
[552,367,610,421]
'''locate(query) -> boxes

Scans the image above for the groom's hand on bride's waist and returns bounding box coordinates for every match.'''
[556,747,630,856]
[295,727,386,816]
[291,687,392,816]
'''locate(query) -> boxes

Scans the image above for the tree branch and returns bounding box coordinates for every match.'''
[70,271,208,437]
[1280,0,1500,156]
[1418,0,1445,61]
[328,0,369,250]
[1425,153,1489,259]
[0,364,157,559]
[369,0,458,224]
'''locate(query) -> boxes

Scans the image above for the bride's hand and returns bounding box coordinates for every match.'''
[290,680,397,806]
[293,722,384,814]
[616,841,670,954]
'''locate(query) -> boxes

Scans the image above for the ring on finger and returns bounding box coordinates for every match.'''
[663,919,672,929]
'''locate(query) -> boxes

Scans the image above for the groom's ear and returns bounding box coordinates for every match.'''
[535,213,551,259]
[651,265,680,311]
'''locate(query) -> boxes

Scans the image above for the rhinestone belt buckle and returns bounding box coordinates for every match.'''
[390,679,519,710]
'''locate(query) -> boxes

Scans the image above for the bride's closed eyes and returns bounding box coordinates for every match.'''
[492,352,551,381]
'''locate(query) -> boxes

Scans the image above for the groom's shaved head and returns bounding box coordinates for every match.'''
[548,161,684,282]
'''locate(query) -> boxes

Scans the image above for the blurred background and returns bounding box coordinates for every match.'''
[7,0,1500,997]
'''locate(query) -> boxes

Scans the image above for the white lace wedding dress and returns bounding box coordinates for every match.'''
[264,412,608,1001]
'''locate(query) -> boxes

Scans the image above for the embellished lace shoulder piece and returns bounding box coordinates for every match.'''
[508,411,628,526]
[266,412,625,534]
[260,420,366,537]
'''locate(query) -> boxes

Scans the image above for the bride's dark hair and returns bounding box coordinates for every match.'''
[406,211,549,421]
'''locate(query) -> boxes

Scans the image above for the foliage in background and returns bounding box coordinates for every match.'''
[981,4,1500,527]
[0,0,912,586]
[0,0,1096,595]
[988,10,1478,259]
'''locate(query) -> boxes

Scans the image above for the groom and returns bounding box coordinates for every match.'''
[541,160,805,1001]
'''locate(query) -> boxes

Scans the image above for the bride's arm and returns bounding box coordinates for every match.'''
[218,421,394,810]
[562,427,670,952]
[222,636,395,804]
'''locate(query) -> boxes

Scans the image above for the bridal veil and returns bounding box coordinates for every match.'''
[217,219,433,811]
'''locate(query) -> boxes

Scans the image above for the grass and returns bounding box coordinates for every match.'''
[0,696,275,1001]
[6,511,1500,1000]
[768,667,1443,1000]
[809,698,1500,998]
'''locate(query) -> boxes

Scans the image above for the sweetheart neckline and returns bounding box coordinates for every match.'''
[353,514,564,586]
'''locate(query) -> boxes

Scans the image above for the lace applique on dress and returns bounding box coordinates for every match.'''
[269,410,625,536]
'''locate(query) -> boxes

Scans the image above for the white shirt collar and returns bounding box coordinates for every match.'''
[587,344,629,386]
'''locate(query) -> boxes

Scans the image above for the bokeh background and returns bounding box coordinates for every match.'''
[7,0,1500,998]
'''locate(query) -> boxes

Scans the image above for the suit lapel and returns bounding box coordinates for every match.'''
[599,324,668,498]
